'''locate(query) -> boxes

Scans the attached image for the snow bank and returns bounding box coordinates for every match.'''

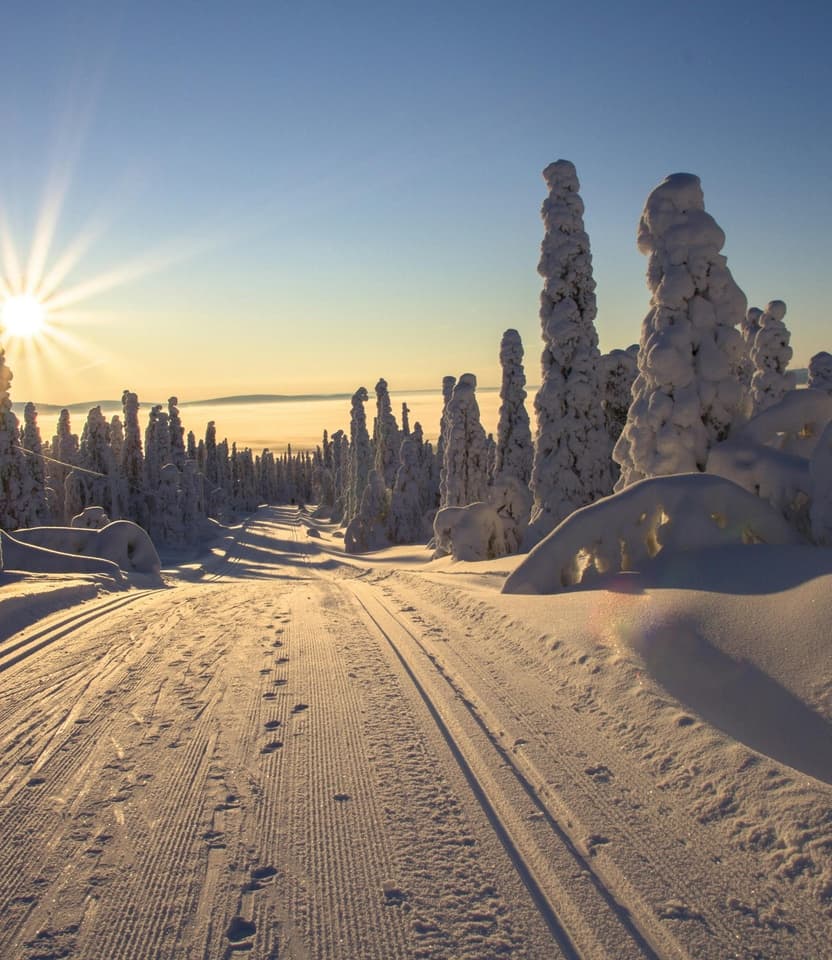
[11,520,161,575]
[0,530,122,579]
[503,473,801,594]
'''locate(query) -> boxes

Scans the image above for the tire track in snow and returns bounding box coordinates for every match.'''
[347,578,673,960]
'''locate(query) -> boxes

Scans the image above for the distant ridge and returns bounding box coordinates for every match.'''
[13,386,504,415]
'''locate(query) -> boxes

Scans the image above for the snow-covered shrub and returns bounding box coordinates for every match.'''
[71,506,110,528]
[707,389,832,535]
[528,160,611,544]
[808,352,832,394]
[433,501,508,562]
[614,173,749,489]
[344,469,389,553]
[503,473,802,595]
[749,301,796,415]
[12,520,161,574]
[0,529,122,578]
[440,373,489,508]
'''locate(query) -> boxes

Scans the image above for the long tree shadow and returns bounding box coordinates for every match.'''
[635,620,832,785]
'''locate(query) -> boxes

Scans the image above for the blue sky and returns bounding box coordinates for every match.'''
[1,0,830,403]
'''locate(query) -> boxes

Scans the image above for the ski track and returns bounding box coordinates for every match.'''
[0,505,828,958]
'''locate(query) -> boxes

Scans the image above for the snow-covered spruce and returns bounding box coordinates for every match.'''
[78,405,122,521]
[613,173,749,490]
[749,301,797,415]
[49,409,79,523]
[120,390,146,527]
[168,397,186,469]
[739,307,763,388]
[504,473,802,595]
[599,346,639,446]
[20,402,50,526]
[373,378,400,489]
[494,329,533,488]
[0,346,28,531]
[389,422,430,543]
[440,374,489,510]
[436,375,456,508]
[344,468,389,552]
[346,387,371,524]
[527,160,612,545]
[809,351,832,393]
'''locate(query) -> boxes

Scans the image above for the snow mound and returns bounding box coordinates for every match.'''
[10,521,161,575]
[1,530,122,579]
[71,506,110,529]
[503,473,801,594]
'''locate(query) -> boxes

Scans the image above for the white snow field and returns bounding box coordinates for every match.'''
[1,506,830,959]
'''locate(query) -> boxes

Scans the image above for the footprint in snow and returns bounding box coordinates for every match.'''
[291,703,309,714]
[263,719,282,730]
[226,916,256,943]
[260,741,284,754]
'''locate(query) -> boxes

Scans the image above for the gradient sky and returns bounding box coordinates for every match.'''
[1,0,829,405]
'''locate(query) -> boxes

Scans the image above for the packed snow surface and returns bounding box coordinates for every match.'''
[1,506,830,959]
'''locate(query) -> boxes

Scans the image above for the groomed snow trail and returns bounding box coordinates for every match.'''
[0,509,554,959]
[0,507,827,959]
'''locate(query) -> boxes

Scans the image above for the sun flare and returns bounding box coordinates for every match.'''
[1,293,47,339]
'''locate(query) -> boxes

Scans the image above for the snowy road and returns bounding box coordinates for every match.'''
[0,508,828,959]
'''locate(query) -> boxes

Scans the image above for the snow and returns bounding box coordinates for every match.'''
[1,505,831,957]
[8,520,161,575]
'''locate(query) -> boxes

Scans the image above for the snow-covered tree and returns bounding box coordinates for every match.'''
[437,375,456,507]
[614,173,749,489]
[749,301,796,415]
[739,307,762,388]
[401,402,410,437]
[49,409,79,521]
[120,390,146,526]
[809,352,832,394]
[79,405,120,518]
[144,404,171,493]
[373,378,400,488]
[346,387,371,523]
[20,402,50,526]
[330,429,348,522]
[528,160,612,543]
[389,423,429,543]
[345,469,389,552]
[0,347,28,531]
[493,329,532,486]
[168,396,186,469]
[441,373,489,508]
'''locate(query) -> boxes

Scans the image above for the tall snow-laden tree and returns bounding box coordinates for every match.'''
[739,307,762,388]
[79,405,120,518]
[441,373,488,508]
[493,329,532,486]
[346,387,371,524]
[527,160,612,543]
[599,346,639,446]
[144,404,171,493]
[809,351,832,393]
[613,173,748,489]
[389,422,429,543]
[20,402,50,526]
[345,469,390,552]
[437,376,456,508]
[121,390,146,526]
[749,301,797,415]
[373,378,400,488]
[49,409,79,522]
[0,347,28,531]
[168,396,186,469]
[401,402,410,437]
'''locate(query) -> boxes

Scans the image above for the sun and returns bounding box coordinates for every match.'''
[1,293,47,339]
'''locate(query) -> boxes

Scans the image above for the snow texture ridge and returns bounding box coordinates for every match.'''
[613,173,749,489]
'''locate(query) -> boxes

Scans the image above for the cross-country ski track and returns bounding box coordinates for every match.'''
[0,506,827,959]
